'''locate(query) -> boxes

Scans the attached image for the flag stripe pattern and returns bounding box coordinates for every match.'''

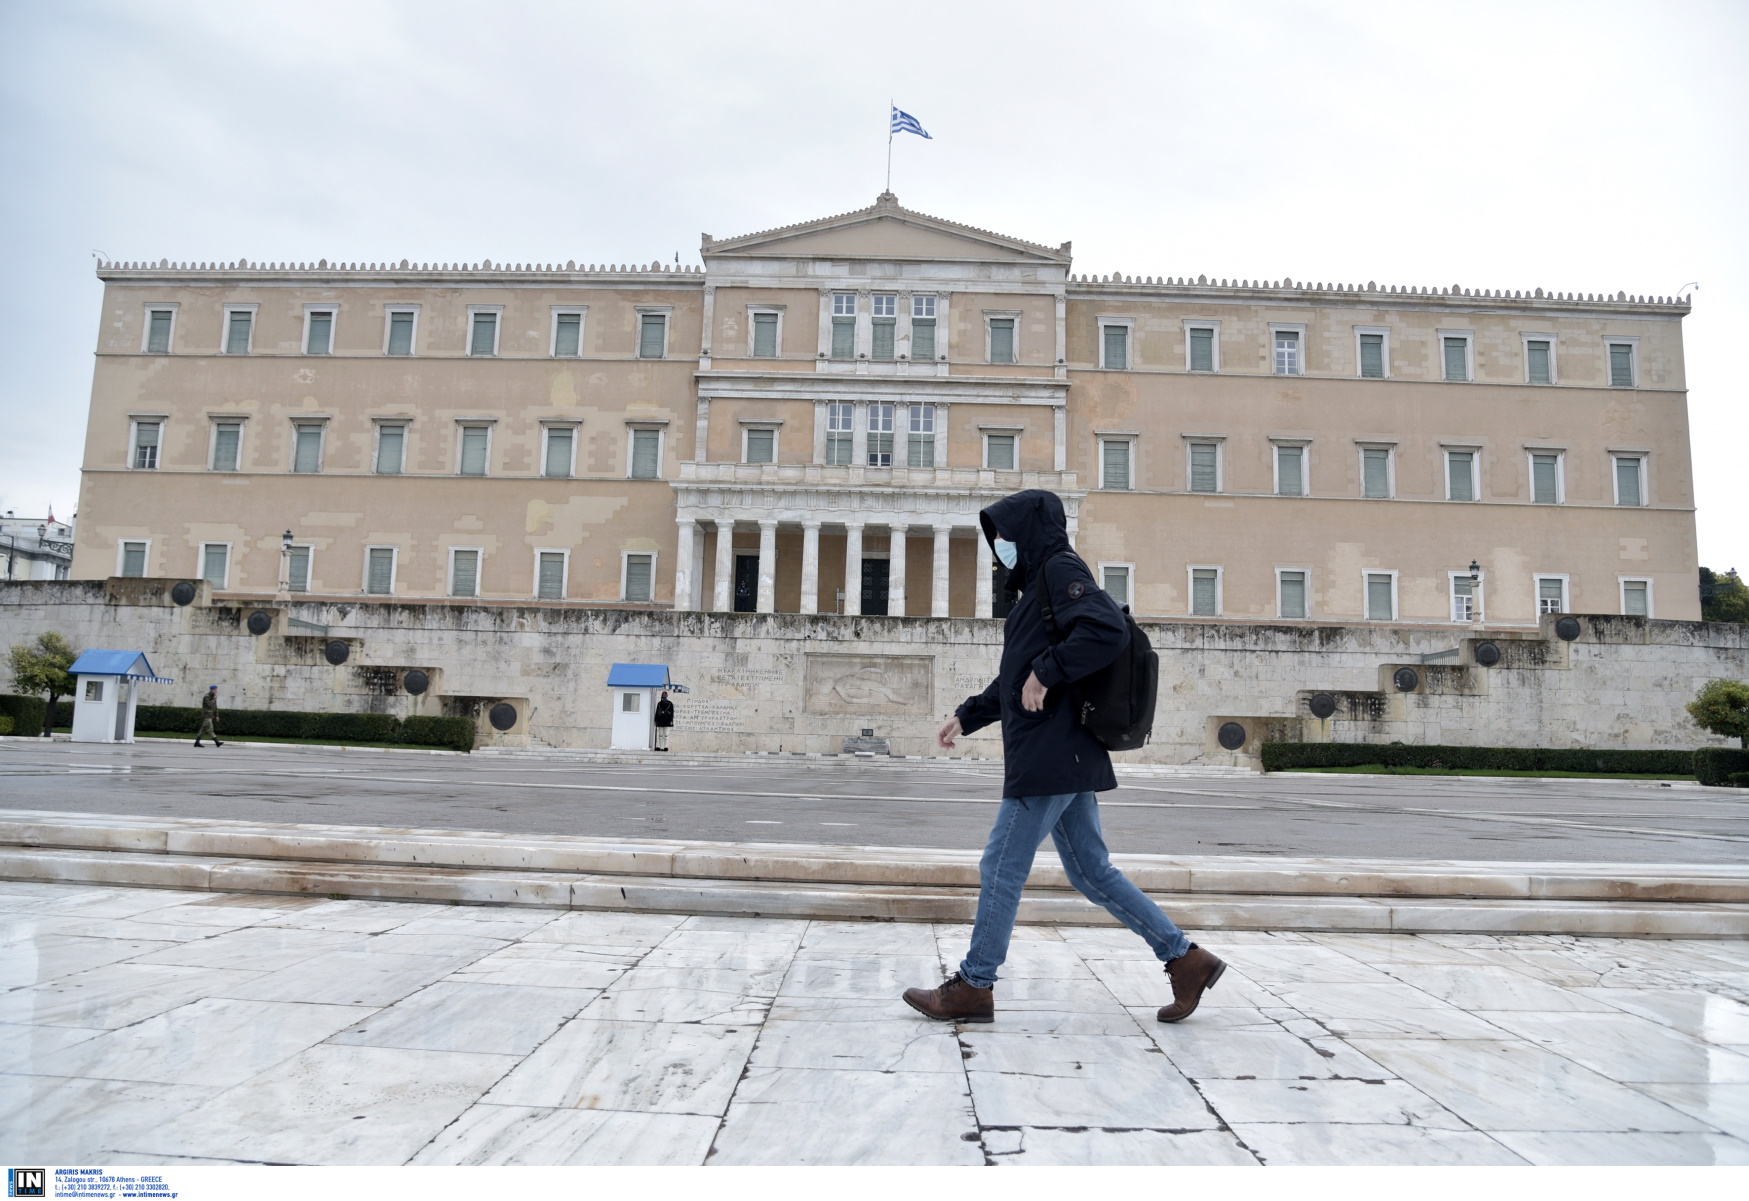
[890,106,931,140]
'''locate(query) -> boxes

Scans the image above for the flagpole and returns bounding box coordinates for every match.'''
[886,99,893,193]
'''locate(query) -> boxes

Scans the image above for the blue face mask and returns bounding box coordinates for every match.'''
[993,538,1018,570]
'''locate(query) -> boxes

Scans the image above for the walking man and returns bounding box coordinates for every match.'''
[653,689,674,751]
[903,490,1225,1024]
[193,685,223,748]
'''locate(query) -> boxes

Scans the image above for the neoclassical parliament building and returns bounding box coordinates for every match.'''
[74,193,1699,626]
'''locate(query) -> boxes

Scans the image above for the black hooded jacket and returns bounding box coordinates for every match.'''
[954,490,1130,797]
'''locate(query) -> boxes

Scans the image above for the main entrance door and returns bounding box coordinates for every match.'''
[860,559,890,615]
[733,554,758,612]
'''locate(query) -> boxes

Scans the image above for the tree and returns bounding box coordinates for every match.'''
[7,632,78,737]
[1688,678,1749,749]
[1700,567,1749,623]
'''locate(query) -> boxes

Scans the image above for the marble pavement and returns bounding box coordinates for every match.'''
[3,879,1748,1167]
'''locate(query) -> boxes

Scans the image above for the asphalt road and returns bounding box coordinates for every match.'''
[2,738,1746,864]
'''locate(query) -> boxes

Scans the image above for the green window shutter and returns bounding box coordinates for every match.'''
[1190,444,1218,493]
[293,425,322,473]
[1359,334,1384,378]
[376,425,404,474]
[1443,337,1467,381]
[537,552,565,600]
[911,318,935,360]
[989,319,1014,364]
[1276,446,1302,496]
[1189,328,1213,372]
[631,429,660,478]
[202,545,228,588]
[1192,569,1217,616]
[1532,454,1558,504]
[544,428,573,478]
[451,550,479,597]
[367,548,394,594]
[1103,566,1130,607]
[212,423,240,471]
[146,311,173,353]
[907,433,934,468]
[1447,451,1474,501]
[470,313,497,356]
[307,312,332,355]
[625,555,653,602]
[638,315,665,359]
[1527,340,1550,384]
[459,427,489,475]
[1103,325,1128,370]
[1362,448,1390,498]
[388,312,415,356]
[226,312,252,355]
[831,318,855,359]
[745,428,774,464]
[1610,344,1634,386]
[827,434,852,465]
[1615,457,1642,506]
[554,313,581,357]
[987,435,1015,471]
[871,318,896,361]
[1102,440,1130,489]
[121,542,146,577]
[1366,573,1393,620]
[1279,571,1307,619]
[1622,581,1648,616]
[287,546,309,592]
[752,313,778,357]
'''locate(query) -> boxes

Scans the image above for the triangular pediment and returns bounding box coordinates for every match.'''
[703,194,1070,264]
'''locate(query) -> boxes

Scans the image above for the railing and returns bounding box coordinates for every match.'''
[676,462,1078,491]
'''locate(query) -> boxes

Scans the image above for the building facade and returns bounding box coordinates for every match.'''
[2,513,74,581]
[74,194,1698,626]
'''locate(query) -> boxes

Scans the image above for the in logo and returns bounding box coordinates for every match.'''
[7,1169,45,1198]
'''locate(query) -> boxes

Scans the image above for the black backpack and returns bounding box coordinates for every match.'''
[1035,552,1160,751]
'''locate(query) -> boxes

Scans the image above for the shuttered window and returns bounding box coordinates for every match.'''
[287,546,310,592]
[1189,443,1219,493]
[120,541,147,577]
[458,426,489,476]
[554,313,581,357]
[388,311,415,356]
[211,422,241,471]
[1192,569,1218,616]
[1359,333,1385,379]
[470,312,497,356]
[826,404,854,465]
[986,434,1015,471]
[867,404,893,466]
[1103,566,1130,607]
[544,428,573,478]
[537,552,566,600]
[202,545,229,588]
[450,549,479,598]
[988,319,1015,364]
[1447,451,1474,501]
[1101,440,1131,490]
[745,428,775,464]
[1609,344,1635,387]
[1622,580,1649,616]
[1526,339,1551,384]
[225,311,253,355]
[624,554,654,602]
[366,548,394,594]
[292,423,323,473]
[752,312,778,357]
[133,420,161,469]
[1615,456,1643,506]
[1279,571,1307,619]
[1366,573,1394,621]
[912,295,937,359]
[1538,577,1566,615]
[1275,446,1303,496]
[1442,336,1468,381]
[1362,448,1390,498]
[1189,327,1214,372]
[871,295,895,361]
[1532,454,1560,504]
[631,429,661,478]
[1273,330,1300,375]
[146,311,173,353]
[306,311,333,355]
[1102,324,1128,370]
[907,405,935,468]
[830,317,855,359]
[1451,575,1474,622]
[375,425,405,474]
[637,314,666,359]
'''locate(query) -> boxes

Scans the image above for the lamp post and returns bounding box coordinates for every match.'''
[279,530,294,596]
[1469,559,1483,625]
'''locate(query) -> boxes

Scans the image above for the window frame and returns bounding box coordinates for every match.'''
[635,307,672,360]
[982,428,1022,471]
[454,420,495,477]
[383,305,420,357]
[748,306,783,359]
[741,422,781,465]
[1362,569,1400,622]
[302,305,338,356]
[1353,325,1390,379]
[117,538,151,578]
[1185,438,1224,494]
[1271,439,1310,497]
[1534,573,1570,617]
[905,403,941,468]
[198,541,232,590]
[1520,332,1558,384]
[621,550,659,603]
[465,305,504,358]
[1275,567,1312,620]
[1619,576,1654,617]
[220,304,258,356]
[825,403,855,466]
[1449,569,1485,622]
[1604,336,1639,388]
[1357,442,1396,500]
[549,306,586,358]
[828,292,858,360]
[540,421,580,479]
[447,546,484,599]
[1438,328,1474,383]
[141,304,179,354]
[290,418,328,474]
[1269,323,1307,376]
[909,293,941,361]
[1097,561,1135,609]
[128,415,166,470]
[1183,320,1221,373]
[1097,434,1136,491]
[1527,448,1566,505]
[286,543,313,593]
[627,423,666,479]
[372,419,409,475]
[1187,564,1224,617]
[1611,452,1648,507]
[533,548,570,601]
[984,310,1021,365]
[1097,316,1134,370]
[864,404,894,467]
[1442,445,1480,502]
[362,545,398,596]
[208,417,245,472]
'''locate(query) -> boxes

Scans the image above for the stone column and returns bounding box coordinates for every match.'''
[799,521,821,615]
[756,519,778,613]
[975,527,993,618]
[712,517,735,611]
[887,523,908,617]
[843,521,865,615]
[932,524,953,617]
[673,518,696,611]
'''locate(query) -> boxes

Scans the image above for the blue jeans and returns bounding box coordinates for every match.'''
[958,791,1191,988]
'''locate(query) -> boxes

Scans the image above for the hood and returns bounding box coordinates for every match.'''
[979,489,1072,594]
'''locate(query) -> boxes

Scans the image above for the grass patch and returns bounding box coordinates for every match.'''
[1286,764,1694,780]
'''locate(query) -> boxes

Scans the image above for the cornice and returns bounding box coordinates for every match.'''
[1067,275,1689,317]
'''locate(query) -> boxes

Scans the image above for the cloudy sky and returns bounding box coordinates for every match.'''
[3,0,1744,572]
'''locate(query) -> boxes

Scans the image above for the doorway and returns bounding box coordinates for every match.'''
[733,554,758,612]
[860,559,890,615]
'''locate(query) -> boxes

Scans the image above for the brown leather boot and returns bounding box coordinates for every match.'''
[1156,946,1226,1023]
[903,972,994,1023]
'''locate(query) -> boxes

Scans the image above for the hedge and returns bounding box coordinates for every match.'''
[1261,742,1698,776]
[0,715,11,735]
[1695,747,1749,787]
[36,699,475,752]
[0,694,47,736]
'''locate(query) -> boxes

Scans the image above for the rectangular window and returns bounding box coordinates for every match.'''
[1103,565,1130,607]
[630,428,661,479]
[120,541,147,577]
[1365,572,1394,621]
[1189,327,1215,372]
[544,427,574,478]
[450,549,479,598]
[637,314,666,359]
[211,421,241,471]
[830,295,856,358]
[306,310,333,355]
[826,404,854,466]
[132,421,161,469]
[1359,333,1385,379]
[292,423,323,473]
[1273,330,1300,375]
[1192,568,1219,616]
[146,310,174,354]
[1532,453,1561,504]
[1279,571,1308,619]
[202,544,229,589]
[458,426,489,476]
[1609,343,1636,387]
[988,318,1015,364]
[907,405,935,468]
[1527,339,1552,384]
[366,547,395,595]
[1275,445,1303,496]
[912,295,937,360]
[470,312,498,357]
[867,404,893,466]
[1101,440,1132,490]
[86,679,104,702]
[986,434,1016,471]
[387,310,416,356]
[871,295,895,360]
[1189,443,1219,493]
[624,553,654,602]
[375,424,405,474]
[745,427,775,465]
[1442,336,1469,382]
[1615,456,1644,506]
[553,312,582,357]
[225,311,253,355]
[1102,324,1129,370]
[1446,450,1475,502]
[1362,448,1391,499]
[1452,575,1475,621]
[287,545,310,593]
[752,312,778,357]
[1538,576,1567,615]
[537,551,566,600]
[1622,579,1649,616]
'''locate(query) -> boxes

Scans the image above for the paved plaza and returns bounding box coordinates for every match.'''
[2,879,1748,1166]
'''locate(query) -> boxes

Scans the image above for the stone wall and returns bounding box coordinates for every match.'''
[4,580,1743,762]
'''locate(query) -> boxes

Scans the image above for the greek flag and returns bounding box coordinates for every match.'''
[890,106,931,140]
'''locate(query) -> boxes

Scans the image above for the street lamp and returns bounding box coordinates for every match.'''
[279,530,294,594]
[1469,560,1482,624]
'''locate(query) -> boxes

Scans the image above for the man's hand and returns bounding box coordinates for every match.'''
[1021,671,1048,712]
[937,715,963,749]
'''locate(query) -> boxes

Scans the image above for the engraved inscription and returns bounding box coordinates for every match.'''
[679,700,738,732]
[803,654,933,716]
[711,668,786,686]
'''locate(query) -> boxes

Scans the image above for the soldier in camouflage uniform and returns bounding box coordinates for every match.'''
[194,685,223,747]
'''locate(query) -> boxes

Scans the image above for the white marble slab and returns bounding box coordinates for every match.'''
[216,949,464,1007]
[961,1031,1211,1128]
[1491,1129,1749,1165]
[779,956,949,1000]
[749,1018,961,1073]
[388,910,562,940]
[985,1126,1258,1166]
[580,964,785,1025]
[797,920,941,958]
[0,935,178,988]
[1198,1076,1464,1126]
[638,945,799,972]
[1376,963,1618,1012]
[1146,1027,1392,1080]
[1584,988,1749,1045]
[331,981,596,1055]
[1231,1122,1527,1166]
[521,910,686,947]
[0,1073,219,1163]
[1225,943,1399,985]
[444,941,639,989]
[1629,1082,1749,1141]
[409,1103,718,1166]
[129,925,368,973]
[262,899,443,933]
[709,1066,981,1166]
[1084,957,1276,1008]
[486,1018,756,1115]
[1307,933,1490,965]
[670,914,810,941]
[1479,1009,1749,1084]
[0,1022,106,1074]
[0,963,262,1029]
[1268,982,1514,1039]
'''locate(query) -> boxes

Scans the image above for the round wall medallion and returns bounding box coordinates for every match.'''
[488,702,518,732]
[1393,667,1420,693]
[1555,616,1582,642]
[1474,640,1502,667]
[170,581,197,606]
[1216,721,1247,751]
[323,639,351,665]
[403,670,429,696]
[245,610,273,636]
[1308,692,1337,719]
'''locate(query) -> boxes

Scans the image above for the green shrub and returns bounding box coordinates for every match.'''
[400,715,477,753]
[0,695,47,736]
[1261,742,1696,776]
[1729,772,1749,788]
[127,704,472,751]
[1695,747,1749,787]
[1687,679,1749,749]
[53,699,72,727]
[0,715,12,736]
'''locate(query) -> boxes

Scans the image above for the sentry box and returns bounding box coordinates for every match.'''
[606,662,688,750]
[68,650,174,744]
